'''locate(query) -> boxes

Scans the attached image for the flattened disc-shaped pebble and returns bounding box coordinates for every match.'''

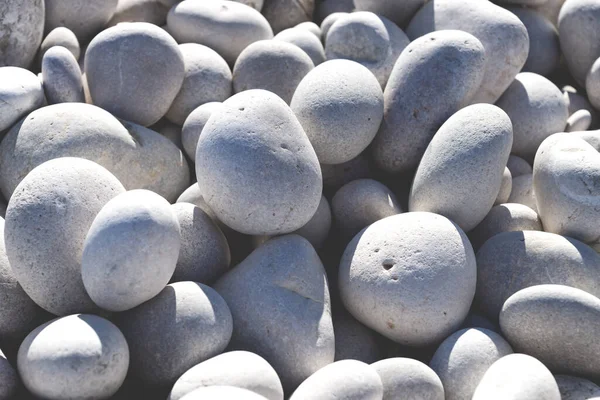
[213,235,334,391]
[476,230,600,319]
[339,212,477,347]
[409,104,513,232]
[117,282,233,385]
[0,0,45,68]
[5,158,125,316]
[371,30,485,174]
[44,0,118,44]
[472,353,560,400]
[181,102,223,162]
[0,67,45,132]
[168,351,283,400]
[274,28,325,66]
[406,0,529,104]
[85,22,185,126]
[167,0,273,66]
[181,386,268,400]
[41,46,85,104]
[500,285,600,379]
[507,155,533,177]
[353,0,426,28]
[195,90,322,236]
[291,60,383,165]
[429,328,513,400]
[290,360,383,400]
[262,0,314,34]
[18,314,129,400]
[555,375,600,400]
[371,358,444,400]
[38,27,80,65]
[0,348,18,400]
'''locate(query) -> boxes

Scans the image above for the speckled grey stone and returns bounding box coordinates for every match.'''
[507,155,533,177]
[320,12,348,40]
[354,0,426,28]
[469,203,542,250]
[291,60,382,164]
[44,0,118,43]
[0,348,18,400]
[117,281,233,385]
[261,0,314,34]
[181,102,223,161]
[85,22,185,126]
[476,230,600,320]
[293,195,331,250]
[274,28,325,66]
[555,375,600,400]
[507,174,537,212]
[167,0,273,66]
[472,353,560,400]
[371,30,485,174]
[38,27,80,65]
[565,109,592,132]
[0,0,45,68]
[18,314,129,399]
[333,310,381,364]
[166,43,232,125]
[295,22,321,39]
[495,167,513,205]
[41,46,85,104]
[409,104,513,232]
[339,212,477,347]
[214,235,334,391]
[500,285,600,380]
[325,12,409,88]
[372,358,444,400]
[5,158,125,316]
[290,360,383,400]
[108,0,179,27]
[430,328,513,400]
[321,153,372,194]
[181,386,268,400]
[407,0,529,104]
[233,40,314,105]
[0,67,44,132]
[196,90,322,236]
[168,351,283,400]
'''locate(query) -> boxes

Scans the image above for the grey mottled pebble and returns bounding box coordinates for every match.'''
[0,0,45,68]
[0,67,45,132]
[42,46,85,104]
[274,28,325,66]
[372,357,444,400]
[555,375,600,400]
[44,0,118,43]
[181,102,223,162]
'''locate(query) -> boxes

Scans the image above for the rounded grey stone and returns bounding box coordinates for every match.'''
[41,46,85,104]
[167,0,273,66]
[291,60,383,164]
[295,21,321,39]
[117,281,233,385]
[233,40,314,105]
[320,12,349,40]
[339,212,477,347]
[429,328,513,400]
[495,167,513,205]
[85,22,185,127]
[176,183,218,221]
[168,351,284,400]
[0,348,18,400]
[409,104,513,232]
[472,353,560,400]
[333,310,381,364]
[166,43,232,125]
[316,2,352,25]
[461,313,499,332]
[5,158,125,316]
[564,85,599,129]
[507,155,533,177]
[321,153,372,194]
[290,360,383,400]
[476,230,600,319]
[555,375,600,400]
[354,0,426,28]
[293,195,331,250]
[500,284,600,379]
[108,0,177,27]
[533,0,565,27]
[214,235,334,391]
[0,67,44,132]
[150,118,183,149]
[18,314,129,399]
[331,179,402,240]
[587,57,600,110]
[371,30,486,174]
[181,386,268,400]
[372,357,444,400]
[181,102,223,161]
[232,0,264,11]
[507,174,537,212]
[565,109,592,132]
[196,90,322,236]
[261,0,314,34]
[0,0,45,68]
[38,27,81,65]
[407,0,529,104]
[274,28,325,66]
[44,0,118,44]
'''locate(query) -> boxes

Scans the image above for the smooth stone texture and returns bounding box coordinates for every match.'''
[290,360,383,400]
[476,230,600,319]
[495,167,513,205]
[291,60,383,164]
[354,0,426,28]
[171,202,230,284]
[406,0,529,104]
[214,235,334,391]
[295,21,321,38]
[181,386,268,400]
[430,328,513,400]
[232,40,314,105]
[166,43,232,125]
[371,30,485,174]
[500,285,600,379]
[5,158,125,316]
[333,310,381,364]
[117,281,233,385]
[472,353,560,400]
[261,0,314,34]
[41,46,85,104]
[320,12,349,40]
[167,0,273,66]
[0,67,45,132]
[496,73,568,161]
[44,0,118,43]
[409,104,513,232]
[177,183,217,221]
[82,190,181,312]
[182,102,223,162]
[507,155,533,177]
[469,203,542,250]
[196,90,322,236]
[555,375,600,400]
[108,0,177,27]
[85,22,185,127]
[507,174,537,212]
[339,212,477,347]
[372,358,444,400]
[0,0,45,68]
[331,179,402,240]
[587,57,600,110]
[0,349,18,400]
[564,85,599,129]
[565,109,592,132]
[168,351,284,400]
[293,195,331,250]
[321,153,372,194]
[18,314,129,399]
[38,27,80,64]
[274,28,325,66]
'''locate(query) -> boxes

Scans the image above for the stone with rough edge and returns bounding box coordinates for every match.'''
[372,357,444,400]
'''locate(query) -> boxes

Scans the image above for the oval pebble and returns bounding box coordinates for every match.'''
[181,102,223,162]
[0,67,45,132]
[41,46,85,104]
[44,0,118,43]
[507,155,533,177]
[0,0,45,68]
[565,109,592,132]
[295,21,321,38]
[38,27,80,65]
[274,28,325,66]
[320,11,349,39]
[495,167,513,205]
[371,357,444,400]
[507,174,537,212]
[555,375,600,400]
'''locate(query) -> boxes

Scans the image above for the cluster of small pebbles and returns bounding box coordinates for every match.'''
[3,0,600,399]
